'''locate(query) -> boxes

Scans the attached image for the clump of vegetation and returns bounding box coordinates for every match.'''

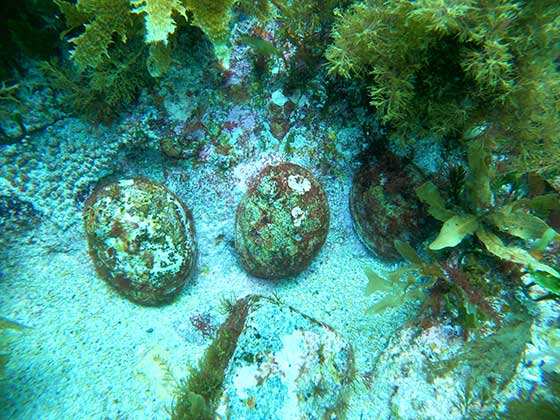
[365,138,559,332]
[41,39,151,123]
[364,240,440,314]
[50,0,154,122]
[55,0,238,72]
[171,296,253,420]
[271,0,351,90]
[365,239,504,333]
[326,0,560,175]
[50,0,241,122]
[231,1,351,90]
[417,138,560,293]
[55,0,137,71]
[185,0,237,67]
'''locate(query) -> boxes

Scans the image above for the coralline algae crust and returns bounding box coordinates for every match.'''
[235,163,329,280]
[83,178,196,305]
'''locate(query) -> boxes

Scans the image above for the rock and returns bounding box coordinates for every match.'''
[349,151,430,261]
[366,315,532,420]
[0,192,40,243]
[83,178,196,305]
[268,94,296,141]
[160,121,205,159]
[235,163,329,279]
[172,295,355,420]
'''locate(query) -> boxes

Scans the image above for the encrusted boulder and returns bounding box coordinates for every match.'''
[235,163,329,279]
[83,178,196,305]
[350,152,430,260]
[172,295,355,420]
[365,316,532,420]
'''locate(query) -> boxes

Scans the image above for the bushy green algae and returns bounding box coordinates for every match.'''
[364,138,560,332]
[50,0,240,121]
[417,138,560,283]
[326,0,560,175]
[54,0,237,71]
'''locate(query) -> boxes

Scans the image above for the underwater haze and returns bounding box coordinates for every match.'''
[1,1,559,419]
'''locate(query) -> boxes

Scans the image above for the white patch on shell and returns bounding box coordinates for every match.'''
[291,206,305,227]
[287,174,311,195]
[117,179,135,188]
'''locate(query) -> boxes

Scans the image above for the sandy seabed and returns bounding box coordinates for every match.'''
[0,144,412,419]
[0,67,416,419]
[1,36,557,419]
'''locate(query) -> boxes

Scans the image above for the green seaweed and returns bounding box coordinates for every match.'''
[186,0,237,66]
[51,0,249,120]
[417,139,560,289]
[171,296,255,419]
[56,0,239,71]
[326,0,560,175]
[41,39,151,123]
[55,0,134,71]
[364,240,442,314]
[365,234,509,335]
[364,138,558,336]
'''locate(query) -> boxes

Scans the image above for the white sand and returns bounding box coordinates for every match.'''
[0,133,414,419]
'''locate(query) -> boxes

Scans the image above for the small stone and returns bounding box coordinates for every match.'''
[160,133,203,159]
[235,163,329,280]
[270,89,289,107]
[83,178,196,305]
[160,121,205,159]
[269,120,290,141]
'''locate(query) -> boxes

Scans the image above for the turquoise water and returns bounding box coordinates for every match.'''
[1,2,559,419]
